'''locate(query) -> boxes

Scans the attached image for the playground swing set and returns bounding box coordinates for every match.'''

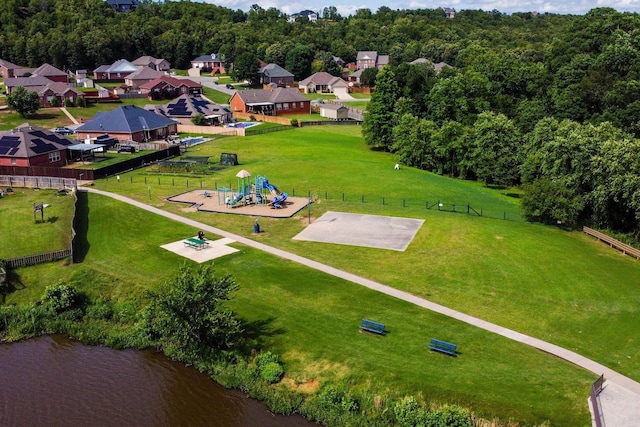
[212,171,288,209]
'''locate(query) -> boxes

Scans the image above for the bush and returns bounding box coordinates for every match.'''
[42,282,79,313]
[290,118,298,127]
[260,361,284,383]
[249,115,256,121]
[425,405,473,427]
[50,97,60,107]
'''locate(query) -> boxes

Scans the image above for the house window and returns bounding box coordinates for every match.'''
[10,158,16,165]
[49,151,61,163]
[283,103,289,110]
[276,103,282,110]
[292,102,297,108]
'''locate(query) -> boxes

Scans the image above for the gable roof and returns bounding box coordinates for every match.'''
[234,88,308,105]
[4,75,53,88]
[299,72,348,87]
[409,58,452,72]
[32,63,66,77]
[357,51,378,61]
[37,82,83,97]
[259,63,294,78]
[139,75,202,90]
[126,66,165,80]
[146,94,231,118]
[0,123,74,158]
[75,105,177,133]
[191,53,225,63]
[94,59,138,74]
[132,56,166,66]
[0,58,21,69]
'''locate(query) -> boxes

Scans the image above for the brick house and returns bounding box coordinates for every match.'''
[0,124,74,167]
[139,75,203,99]
[258,63,295,87]
[229,88,310,116]
[132,56,171,72]
[75,105,177,142]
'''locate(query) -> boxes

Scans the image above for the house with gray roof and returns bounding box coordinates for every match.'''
[132,56,170,72]
[4,76,54,95]
[93,59,139,80]
[145,94,232,125]
[190,53,227,74]
[0,124,74,167]
[31,63,68,83]
[409,58,452,73]
[258,63,294,87]
[106,0,138,12]
[37,82,84,107]
[229,88,310,116]
[125,66,165,88]
[298,72,349,96]
[0,58,25,79]
[356,51,389,70]
[75,105,177,142]
[139,75,203,99]
[288,10,318,23]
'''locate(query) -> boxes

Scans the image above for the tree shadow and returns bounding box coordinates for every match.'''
[239,317,285,353]
[1,269,26,303]
[46,216,59,224]
[72,191,90,263]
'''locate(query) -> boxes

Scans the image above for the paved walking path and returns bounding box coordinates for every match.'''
[82,186,640,423]
[60,107,80,125]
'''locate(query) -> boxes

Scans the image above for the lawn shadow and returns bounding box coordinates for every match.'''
[73,190,90,263]
[240,317,285,352]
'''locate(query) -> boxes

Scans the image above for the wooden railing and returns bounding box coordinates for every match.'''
[583,226,640,259]
[5,248,72,269]
[589,374,605,427]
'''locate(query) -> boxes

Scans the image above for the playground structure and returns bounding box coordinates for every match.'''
[213,171,288,209]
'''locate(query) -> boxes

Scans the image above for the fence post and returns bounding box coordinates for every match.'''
[325,191,328,200]
[438,200,441,211]
[130,175,133,183]
[172,178,175,186]
[467,204,470,214]
[292,188,295,197]
[403,199,406,208]
[200,180,202,189]
[453,204,455,212]
[362,195,365,203]
[158,177,160,185]
[382,197,385,205]
[342,193,344,201]
[503,212,506,220]
[144,176,147,184]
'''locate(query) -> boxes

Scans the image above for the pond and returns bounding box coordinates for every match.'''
[0,335,318,427]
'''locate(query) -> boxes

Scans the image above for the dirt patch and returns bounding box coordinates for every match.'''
[281,376,320,394]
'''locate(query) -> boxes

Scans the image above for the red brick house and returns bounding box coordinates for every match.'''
[75,105,177,142]
[0,58,24,79]
[0,124,74,167]
[31,63,68,83]
[230,88,311,116]
[190,54,227,74]
[139,75,203,99]
[37,82,84,107]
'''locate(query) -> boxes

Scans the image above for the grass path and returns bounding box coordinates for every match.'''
[82,186,640,396]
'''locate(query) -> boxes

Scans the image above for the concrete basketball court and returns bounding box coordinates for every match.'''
[161,237,239,263]
[293,211,424,251]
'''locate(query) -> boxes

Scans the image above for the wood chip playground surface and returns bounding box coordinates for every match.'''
[167,189,310,218]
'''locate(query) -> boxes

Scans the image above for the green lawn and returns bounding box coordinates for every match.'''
[0,188,76,258]
[6,125,639,425]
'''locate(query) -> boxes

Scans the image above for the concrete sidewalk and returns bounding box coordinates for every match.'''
[82,187,640,425]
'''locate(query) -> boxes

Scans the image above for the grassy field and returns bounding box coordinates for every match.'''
[0,188,76,258]
[6,125,640,424]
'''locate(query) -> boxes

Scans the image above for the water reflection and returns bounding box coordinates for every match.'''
[0,335,317,427]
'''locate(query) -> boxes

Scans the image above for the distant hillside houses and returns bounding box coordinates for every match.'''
[288,10,319,23]
[106,0,138,12]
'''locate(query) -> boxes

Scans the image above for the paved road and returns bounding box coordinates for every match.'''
[82,186,640,423]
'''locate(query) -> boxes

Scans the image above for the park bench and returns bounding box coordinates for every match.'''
[184,237,210,250]
[428,338,457,356]
[359,319,385,335]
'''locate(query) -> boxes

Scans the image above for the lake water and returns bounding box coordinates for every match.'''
[0,335,318,427]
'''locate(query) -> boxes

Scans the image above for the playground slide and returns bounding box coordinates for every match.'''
[266,183,288,208]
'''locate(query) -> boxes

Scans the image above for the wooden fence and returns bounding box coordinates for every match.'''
[2,182,77,269]
[5,248,73,269]
[232,112,293,126]
[583,226,640,259]
[0,175,76,189]
[177,124,241,136]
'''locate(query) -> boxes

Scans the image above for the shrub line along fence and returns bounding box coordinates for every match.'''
[590,374,605,427]
[1,178,77,269]
[583,226,640,259]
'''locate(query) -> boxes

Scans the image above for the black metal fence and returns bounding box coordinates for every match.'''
[590,374,605,427]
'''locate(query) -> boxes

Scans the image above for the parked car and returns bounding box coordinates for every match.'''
[225,83,234,90]
[53,127,74,135]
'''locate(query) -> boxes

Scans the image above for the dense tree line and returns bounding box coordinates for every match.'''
[359,8,640,236]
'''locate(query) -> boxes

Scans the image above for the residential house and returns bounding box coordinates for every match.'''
[0,58,24,79]
[75,105,178,142]
[93,59,138,80]
[139,75,203,100]
[145,94,232,125]
[298,72,349,96]
[37,82,84,107]
[106,0,138,12]
[31,63,68,83]
[442,7,456,18]
[258,63,294,87]
[132,56,171,72]
[125,66,165,88]
[190,53,227,74]
[320,104,349,120]
[0,124,75,167]
[347,69,364,84]
[409,58,452,73]
[4,76,54,95]
[230,88,311,116]
[356,51,389,70]
[288,10,319,23]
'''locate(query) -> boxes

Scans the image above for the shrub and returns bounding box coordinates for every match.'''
[42,281,79,313]
[191,113,207,125]
[249,115,256,122]
[50,97,60,107]
[290,118,298,127]
[425,405,473,427]
[64,97,73,107]
[260,361,284,383]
